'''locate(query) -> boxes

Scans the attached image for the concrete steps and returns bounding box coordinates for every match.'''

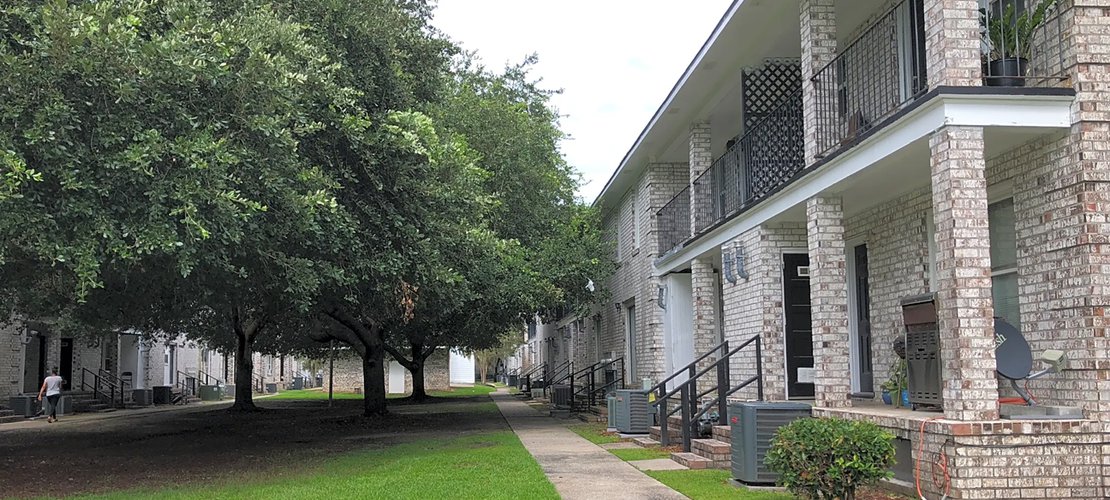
[670,452,712,469]
[0,409,22,424]
[649,425,682,443]
[712,425,731,442]
[633,437,661,448]
[691,438,731,469]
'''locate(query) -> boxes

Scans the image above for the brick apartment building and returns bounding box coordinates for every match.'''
[545,0,1110,497]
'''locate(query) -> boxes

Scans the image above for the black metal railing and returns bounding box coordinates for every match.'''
[649,336,764,452]
[80,368,126,408]
[981,0,1068,88]
[519,362,546,393]
[98,369,132,405]
[569,357,625,410]
[176,370,197,401]
[545,360,572,397]
[813,0,927,159]
[691,89,804,235]
[197,369,224,386]
[656,187,690,255]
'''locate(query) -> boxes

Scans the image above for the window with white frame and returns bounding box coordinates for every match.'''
[988,198,1019,330]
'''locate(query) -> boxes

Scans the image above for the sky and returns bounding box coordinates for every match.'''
[430,1,734,203]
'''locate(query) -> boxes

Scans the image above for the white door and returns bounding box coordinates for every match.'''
[388,361,406,394]
[663,273,695,391]
[163,345,176,385]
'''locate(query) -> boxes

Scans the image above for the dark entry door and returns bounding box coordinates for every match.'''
[854,244,875,393]
[60,338,73,389]
[783,254,814,398]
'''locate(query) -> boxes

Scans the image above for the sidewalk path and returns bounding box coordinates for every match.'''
[491,389,687,500]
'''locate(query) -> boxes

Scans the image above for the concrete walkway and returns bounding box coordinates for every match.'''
[491,389,688,500]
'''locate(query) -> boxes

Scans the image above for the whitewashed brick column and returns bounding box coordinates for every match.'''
[692,257,719,395]
[923,0,982,88]
[806,196,851,409]
[800,0,836,166]
[930,125,999,421]
[689,123,713,234]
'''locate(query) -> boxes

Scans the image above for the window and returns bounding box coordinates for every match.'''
[988,198,1019,330]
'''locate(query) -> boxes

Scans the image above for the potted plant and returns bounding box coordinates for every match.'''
[880,359,907,407]
[980,0,1058,86]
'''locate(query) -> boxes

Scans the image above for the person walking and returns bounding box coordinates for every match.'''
[37,368,65,423]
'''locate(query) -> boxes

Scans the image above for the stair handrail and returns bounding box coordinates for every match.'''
[196,369,224,386]
[650,334,764,452]
[570,357,625,410]
[97,369,132,406]
[175,370,197,397]
[548,360,573,386]
[80,367,122,408]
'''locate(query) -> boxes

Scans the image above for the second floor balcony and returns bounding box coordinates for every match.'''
[655,0,1072,257]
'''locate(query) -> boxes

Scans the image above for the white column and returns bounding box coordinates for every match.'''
[135,342,148,389]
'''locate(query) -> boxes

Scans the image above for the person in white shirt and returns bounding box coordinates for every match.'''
[37,368,65,423]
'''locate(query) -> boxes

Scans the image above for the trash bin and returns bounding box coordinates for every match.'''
[197,385,222,401]
[508,374,519,387]
[292,377,304,390]
[152,385,173,404]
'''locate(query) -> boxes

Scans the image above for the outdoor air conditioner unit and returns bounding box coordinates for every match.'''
[551,384,572,409]
[612,389,651,434]
[730,401,812,485]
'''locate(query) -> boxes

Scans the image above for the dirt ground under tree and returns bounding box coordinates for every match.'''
[0,396,504,499]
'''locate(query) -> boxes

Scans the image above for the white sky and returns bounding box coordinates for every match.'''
[430,1,733,203]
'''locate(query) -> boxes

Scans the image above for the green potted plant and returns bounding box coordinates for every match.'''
[980,0,1058,86]
[880,359,907,407]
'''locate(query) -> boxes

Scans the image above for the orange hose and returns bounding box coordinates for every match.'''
[916,418,950,499]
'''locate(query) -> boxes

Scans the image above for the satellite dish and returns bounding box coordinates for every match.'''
[994,317,1033,380]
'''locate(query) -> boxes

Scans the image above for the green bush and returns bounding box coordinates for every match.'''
[765,417,895,500]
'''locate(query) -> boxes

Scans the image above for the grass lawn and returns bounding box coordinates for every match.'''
[646,470,792,500]
[609,447,672,461]
[566,422,621,445]
[266,385,494,401]
[81,431,556,500]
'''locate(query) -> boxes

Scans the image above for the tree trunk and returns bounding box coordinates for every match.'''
[410,357,427,401]
[362,343,387,416]
[230,327,257,411]
[479,363,488,385]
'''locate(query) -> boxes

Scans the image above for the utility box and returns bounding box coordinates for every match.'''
[153,385,173,405]
[292,377,304,390]
[8,395,37,417]
[53,395,72,416]
[551,384,572,409]
[265,383,278,394]
[607,395,617,428]
[730,401,812,485]
[197,385,222,401]
[223,384,236,398]
[132,389,153,406]
[902,293,942,409]
[612,390,651,434]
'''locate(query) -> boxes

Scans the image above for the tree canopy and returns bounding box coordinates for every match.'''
[0,0,614,416]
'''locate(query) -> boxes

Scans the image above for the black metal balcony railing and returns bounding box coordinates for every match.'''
[812,0,927,159]
[656,187,689,254]
[981,0,1068,88]
[691,88,804,234]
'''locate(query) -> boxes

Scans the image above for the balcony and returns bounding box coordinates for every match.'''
[654,0,1073,258]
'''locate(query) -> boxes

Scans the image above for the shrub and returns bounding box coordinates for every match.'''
[765,417,895,500]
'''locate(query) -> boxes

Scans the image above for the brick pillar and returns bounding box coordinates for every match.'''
[923,0,982,88]
[691,257,719,395]
[930,125,998,421]
[800,0,836,165]
[806,196,851,409]
[689,123,713,235]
